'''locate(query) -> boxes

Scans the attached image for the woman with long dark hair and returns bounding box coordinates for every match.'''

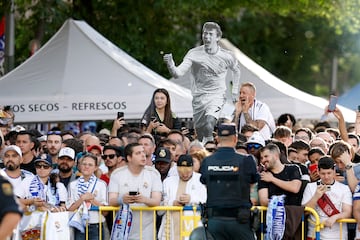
[141,88,181,136]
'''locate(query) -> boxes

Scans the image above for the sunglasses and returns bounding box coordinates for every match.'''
[247,143,262,150]
[47,130,62,135]
[35,164,51,169]
[102,154,116,160]
[206,148,216,152]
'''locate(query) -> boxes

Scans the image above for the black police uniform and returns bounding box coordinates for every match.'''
[200,147,258,240]
[0,174,23,224]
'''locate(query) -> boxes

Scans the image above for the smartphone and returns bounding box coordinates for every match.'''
[117,112,124,119]
[328,95,337,112]
[129,191,138,196]
[150,116,157,122]
[308,163,318,173]
[336,168,344,177]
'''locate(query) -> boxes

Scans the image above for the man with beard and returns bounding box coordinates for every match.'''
[100,145,125,185]
[1,145,33,192]
[46,131,62,166]
[258,143,302,206]
[57,147,77,188]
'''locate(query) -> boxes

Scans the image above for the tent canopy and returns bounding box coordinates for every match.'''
[172,39,356,123]
[0,19,193,123]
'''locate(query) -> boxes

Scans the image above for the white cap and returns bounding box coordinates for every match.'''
[11,125,26,132]
[2,145,22,157]
[99,128,111,136]
[58,147,75,160]
[37,135,47,142]
[247,131,265,147]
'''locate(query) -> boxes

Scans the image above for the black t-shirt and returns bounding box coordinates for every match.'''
[60,176,71,189]
[20,156,37,174]
[60,172,78,189]
[258,164,302,206]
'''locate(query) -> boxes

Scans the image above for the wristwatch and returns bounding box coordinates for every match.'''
[345,163,353,170]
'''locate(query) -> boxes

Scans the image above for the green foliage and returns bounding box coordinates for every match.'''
[3,0,360,98]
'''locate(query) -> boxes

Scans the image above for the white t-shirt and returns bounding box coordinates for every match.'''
[237,99,275,140]
[109,165,162,240]
[301,181,352,239]
[1,168,33,195]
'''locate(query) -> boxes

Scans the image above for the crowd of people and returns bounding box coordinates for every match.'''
[0,83,359,240]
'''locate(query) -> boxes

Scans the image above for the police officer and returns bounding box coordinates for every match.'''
[0,172,23,239]
[199,123,258,239]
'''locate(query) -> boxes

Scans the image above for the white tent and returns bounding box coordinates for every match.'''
[172,39,356,123]
[0,19,193,123]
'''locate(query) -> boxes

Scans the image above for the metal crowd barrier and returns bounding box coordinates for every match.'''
[250,206,322,240]
[94,205,322,240]
[93,205,201,240]
[18,205,349,240]
[337,218,357,240]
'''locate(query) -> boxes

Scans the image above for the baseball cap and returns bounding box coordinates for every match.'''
[246,131,265,147]
[10,125,26,132]
[87,144,102,153]
[58,147,75,160]
[37,135,47,142]
[177,154,193,167]
[154,147,171,163]
[2,145,22,157]
[34,153,52,165]
[99,128,111,136]
[217,123,237,137]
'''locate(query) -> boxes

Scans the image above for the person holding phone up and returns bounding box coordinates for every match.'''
[140,88,181,138]
[110,111,126,139]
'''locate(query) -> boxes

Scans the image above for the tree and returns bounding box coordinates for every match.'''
[3,0,360,97]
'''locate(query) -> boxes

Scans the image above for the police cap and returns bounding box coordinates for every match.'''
[217,123,237,137]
